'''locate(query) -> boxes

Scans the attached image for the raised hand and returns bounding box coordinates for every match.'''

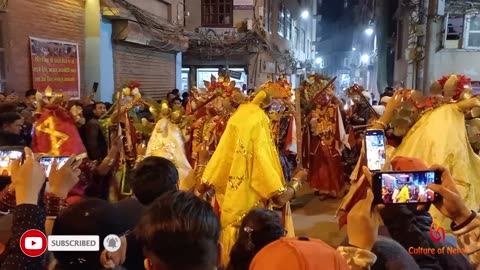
[347,189,380,251]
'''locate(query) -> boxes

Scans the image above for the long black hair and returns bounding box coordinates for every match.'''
[227,208,284,270]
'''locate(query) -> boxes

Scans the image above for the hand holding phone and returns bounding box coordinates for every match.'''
[427,165,472,225]
[365,129,386,171]
[39,156,70,177]
[372,170,441,205]
[10,148,46,205]
[92,82,99,94]
[0,150,23,176]
[48,156,81,198]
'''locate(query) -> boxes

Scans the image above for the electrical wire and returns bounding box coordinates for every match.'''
[108,0,299,70]
[0,0,7,11]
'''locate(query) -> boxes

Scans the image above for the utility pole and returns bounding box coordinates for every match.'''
[415,0,427,92]
[423,0,438,95]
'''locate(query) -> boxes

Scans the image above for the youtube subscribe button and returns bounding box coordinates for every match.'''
[48,235,100,251]
[20,229,48,257]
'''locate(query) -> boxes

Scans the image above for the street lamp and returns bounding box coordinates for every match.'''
[365,26,374,36]
[315,57,322,64]
[360,54,369,64]
[352,47,356,51]
[301,10,309,19]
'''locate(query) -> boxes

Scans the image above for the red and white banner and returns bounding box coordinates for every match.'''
[29,37,80,99]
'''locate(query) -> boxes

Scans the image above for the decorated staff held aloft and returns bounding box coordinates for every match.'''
[100,82,144,201]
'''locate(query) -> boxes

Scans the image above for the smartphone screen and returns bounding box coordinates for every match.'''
[374,171,440,204]
[365,129,386,171]
[0,151,23,176]
[39,156,70,177]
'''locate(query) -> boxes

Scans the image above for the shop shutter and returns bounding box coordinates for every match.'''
[113,43,176,101]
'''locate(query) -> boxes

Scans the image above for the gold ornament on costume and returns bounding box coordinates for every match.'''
[309,105,336,146]
[259,76,292,99]
[390,74,475,137]
[298,74,339,146]
[204,74,240,98]
[188,75,241,164]
[36,116,69,155]
[122,81,142,100]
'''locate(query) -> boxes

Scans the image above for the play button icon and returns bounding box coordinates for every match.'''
[20,229,47,257]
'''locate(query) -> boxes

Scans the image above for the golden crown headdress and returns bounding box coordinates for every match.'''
[259,76,292,99]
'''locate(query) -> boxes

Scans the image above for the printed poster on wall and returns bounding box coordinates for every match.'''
[234,0,254,10]
[29,37,80,99]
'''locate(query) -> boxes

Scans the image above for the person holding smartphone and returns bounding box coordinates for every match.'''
[359,160,478,269]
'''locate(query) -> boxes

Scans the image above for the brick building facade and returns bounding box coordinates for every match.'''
[1,0,85,94]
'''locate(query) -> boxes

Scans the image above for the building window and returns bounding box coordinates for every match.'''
[285,9,292,40]
[181,68,190,92]
[201,0,233,27]
[292,22,297,47]
[278,4,285,37]
[0,19,5,92]
[465,14,480,49]
[300,29,306,51]
[320,59,327,69]
[264,0,272,32]
[397,20,404,60]
[295,27,300,48]
[307,39,310,57]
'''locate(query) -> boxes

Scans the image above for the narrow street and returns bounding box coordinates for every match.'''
[292,186,347,247]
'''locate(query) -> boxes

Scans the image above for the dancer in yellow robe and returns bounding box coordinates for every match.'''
[339,75,480,230]
[200,91,302,264]
[397,184,410,203]
[393,102,480,228]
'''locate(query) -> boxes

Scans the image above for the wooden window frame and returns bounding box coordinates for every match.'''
[201,0,234,27]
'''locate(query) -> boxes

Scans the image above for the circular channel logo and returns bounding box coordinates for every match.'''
[20,229,47,257]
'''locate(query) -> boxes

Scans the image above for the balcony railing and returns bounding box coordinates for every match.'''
[196,27,239,41]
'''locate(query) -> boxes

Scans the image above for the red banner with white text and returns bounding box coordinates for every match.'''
[30,37,80,98]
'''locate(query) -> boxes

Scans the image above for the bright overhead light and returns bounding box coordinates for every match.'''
[365,27,374,36]
[301,10,309,19]
[352,47,356,51]
[316,57,322,64]
[360,54,370,63]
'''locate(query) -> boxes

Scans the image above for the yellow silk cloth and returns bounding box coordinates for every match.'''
[393,104,480,230]
[202,102,285,264]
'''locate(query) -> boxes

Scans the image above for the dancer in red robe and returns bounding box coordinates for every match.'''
[301,76,347,199]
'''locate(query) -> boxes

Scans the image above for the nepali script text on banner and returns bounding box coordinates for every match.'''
[29,37,80,99]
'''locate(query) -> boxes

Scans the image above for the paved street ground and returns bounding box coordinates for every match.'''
[291,185,347,247]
